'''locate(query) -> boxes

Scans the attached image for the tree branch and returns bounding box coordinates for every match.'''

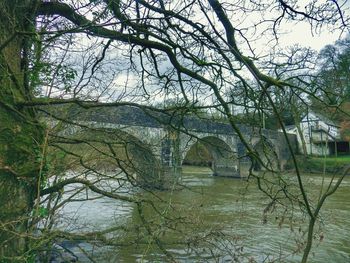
[40,177,136,203]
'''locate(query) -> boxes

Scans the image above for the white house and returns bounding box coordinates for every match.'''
[285,111,346,156]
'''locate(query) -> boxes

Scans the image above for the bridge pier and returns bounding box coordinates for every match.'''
[212,165,240,177]
[160,129,182,186]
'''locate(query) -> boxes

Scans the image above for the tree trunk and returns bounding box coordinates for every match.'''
[301,217,316,263]
[295,121,308,156]
[0,1,44,260]
[292,106,308,156]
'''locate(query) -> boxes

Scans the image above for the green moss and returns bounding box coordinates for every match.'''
[0,107,44,177]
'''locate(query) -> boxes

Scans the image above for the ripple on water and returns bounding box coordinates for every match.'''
[52,167,350,262]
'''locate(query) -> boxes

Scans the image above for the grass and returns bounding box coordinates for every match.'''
[292,155,350,174]
[310,155,350,165]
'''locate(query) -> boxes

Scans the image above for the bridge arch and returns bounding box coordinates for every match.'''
[68,128,163,189]
[182,136,239,177]
[252,137,280,171]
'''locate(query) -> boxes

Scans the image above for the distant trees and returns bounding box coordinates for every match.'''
[310,36,350,140]
[314,37,350,106]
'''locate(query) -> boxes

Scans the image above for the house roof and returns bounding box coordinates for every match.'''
[302,111,340,127]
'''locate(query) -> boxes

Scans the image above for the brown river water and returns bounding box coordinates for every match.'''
[55,166,350,262]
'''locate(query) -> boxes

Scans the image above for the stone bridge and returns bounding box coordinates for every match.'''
[54,105,297,186]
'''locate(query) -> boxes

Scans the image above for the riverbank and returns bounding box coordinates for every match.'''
[288,155,350,175]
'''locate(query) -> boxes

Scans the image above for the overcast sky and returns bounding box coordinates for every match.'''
[279,22,346,51]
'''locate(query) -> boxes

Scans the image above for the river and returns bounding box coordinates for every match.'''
[55,166,350,262]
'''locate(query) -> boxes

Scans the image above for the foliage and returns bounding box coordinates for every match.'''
[1,0,350,262]
[311,36,350,118]
[289,155,350,174]
[340,120,350,141]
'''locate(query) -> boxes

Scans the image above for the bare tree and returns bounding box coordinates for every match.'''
[1,0,349,262]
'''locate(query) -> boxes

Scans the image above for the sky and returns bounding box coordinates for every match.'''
[235,0,350,54]
[42,0,349,104]
[278,22,346,51]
